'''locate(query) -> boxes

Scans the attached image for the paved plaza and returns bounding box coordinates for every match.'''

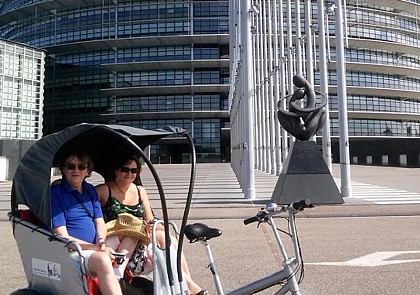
[1,163,420,294]
[2,163,420,220]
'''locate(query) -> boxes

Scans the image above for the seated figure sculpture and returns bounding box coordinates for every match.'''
[277,75,327,140]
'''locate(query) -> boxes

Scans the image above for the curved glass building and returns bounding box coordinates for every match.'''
[2,0,420,167]
[0,0,230,163]
[325,0,420,166]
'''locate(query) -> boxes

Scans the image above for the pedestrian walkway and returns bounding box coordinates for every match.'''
[336,180,420,205]
[1,163,420,220]
[131,163,420,219]
[138,163,420,208]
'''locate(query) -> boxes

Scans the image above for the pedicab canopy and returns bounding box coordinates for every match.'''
[11,123,187,228]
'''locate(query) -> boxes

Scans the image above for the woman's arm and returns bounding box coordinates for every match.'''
[95,183,109,206]
[139,185,164,231]
[138,185,154,222]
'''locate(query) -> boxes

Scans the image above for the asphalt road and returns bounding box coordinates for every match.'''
[182,215,420,295]
[3,214,420,295]
[2,163,420,294]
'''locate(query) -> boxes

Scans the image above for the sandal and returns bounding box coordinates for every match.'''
[194,290,209,295]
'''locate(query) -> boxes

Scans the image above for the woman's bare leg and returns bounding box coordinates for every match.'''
[154,230,203,294]
[106,235,138,279]
[117,235,138,268]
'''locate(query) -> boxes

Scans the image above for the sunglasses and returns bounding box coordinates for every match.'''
[120,166,139,174]
[65,163,88,171]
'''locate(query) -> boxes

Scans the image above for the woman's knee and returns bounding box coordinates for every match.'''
[119,235,138,252]
[155,230,171,248]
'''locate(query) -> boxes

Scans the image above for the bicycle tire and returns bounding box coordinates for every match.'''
[10,289,43,295]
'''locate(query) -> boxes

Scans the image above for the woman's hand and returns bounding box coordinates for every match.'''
[148,218,164,231]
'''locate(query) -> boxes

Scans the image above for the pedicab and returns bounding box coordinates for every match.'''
[9,123,198,295]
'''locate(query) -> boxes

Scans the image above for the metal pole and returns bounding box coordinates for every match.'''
[241,0,256,199]
[272,0,283,175]
[257,0,267,172]
[334,0,352,197]
[285,0,293,157]
[229,0,236,174]
[278,1,288,165]
[239,5,243,185]
[318,0,332,171]
[251,6,260,170]
[295,0,302,76]
[254,2,263,171]
[287,0,294,91]
[304,0,314,89]
[305,0,316,139]
[262,0,271,173]
[267,0,276,175]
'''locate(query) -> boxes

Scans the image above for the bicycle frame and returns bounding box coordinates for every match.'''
[187,200,312,295]
[226,210,301,295]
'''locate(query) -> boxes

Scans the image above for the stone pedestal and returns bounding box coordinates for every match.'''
[271,141,344,205]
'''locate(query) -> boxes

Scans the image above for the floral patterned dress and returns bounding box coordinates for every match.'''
[102,184,145,223]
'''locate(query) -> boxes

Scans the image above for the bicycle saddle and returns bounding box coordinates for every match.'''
[185,223,222,242]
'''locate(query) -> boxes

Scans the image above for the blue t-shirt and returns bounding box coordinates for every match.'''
[51,179,103,244]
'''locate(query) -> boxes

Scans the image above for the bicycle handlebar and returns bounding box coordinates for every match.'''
[243,211,267,225]
[291,198,314,210]
[243,199,313,225]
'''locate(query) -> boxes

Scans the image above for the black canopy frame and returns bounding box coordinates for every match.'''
[10,123,197,288]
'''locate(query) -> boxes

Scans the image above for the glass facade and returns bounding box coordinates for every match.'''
[314,1,420,165]
[0,0,230,162]
[3,0,420,165]
[317,1,420,140]
[0,38,44,139]
[231,0,420,171]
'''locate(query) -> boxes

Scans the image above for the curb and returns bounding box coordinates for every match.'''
[158,203,420,221]
[4,204,420,223]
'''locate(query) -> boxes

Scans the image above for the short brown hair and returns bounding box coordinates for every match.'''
[60,151,94,177]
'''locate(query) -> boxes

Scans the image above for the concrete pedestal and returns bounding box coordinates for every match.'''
[271,141,344,205]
